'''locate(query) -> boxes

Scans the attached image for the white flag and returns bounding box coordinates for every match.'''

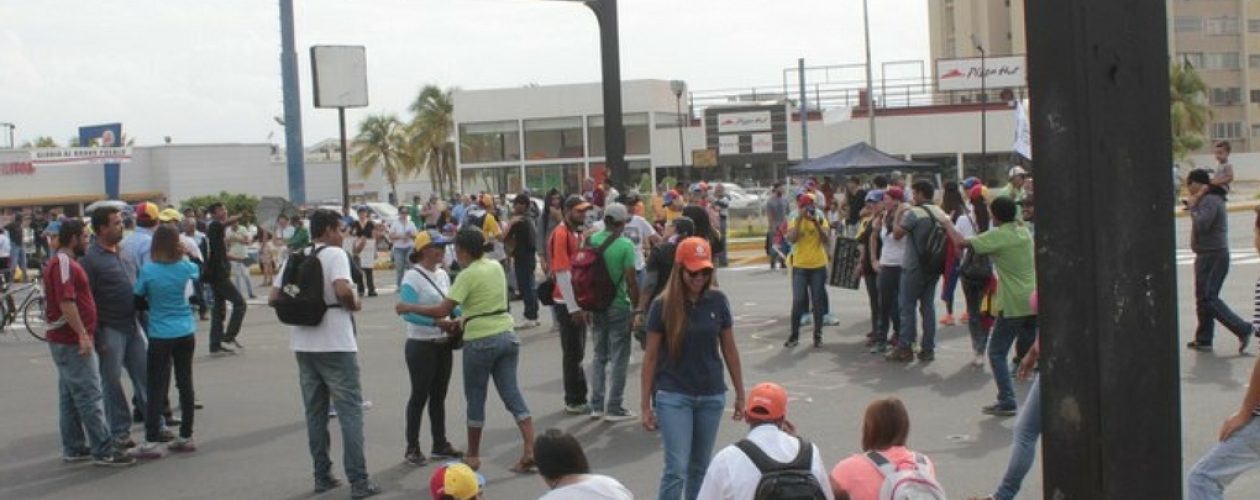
[1013,99,1032,160]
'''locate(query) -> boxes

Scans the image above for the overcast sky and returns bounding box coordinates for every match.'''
[0,0,928,147]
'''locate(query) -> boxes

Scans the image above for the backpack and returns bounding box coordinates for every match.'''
[958,213,992,285]
[912,206,949,277]
[866,451,947,500]
[273,245,338,326]
[734,437,828,500]
[571,233,620,312]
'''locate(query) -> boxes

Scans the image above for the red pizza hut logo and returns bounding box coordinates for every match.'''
[941,69,964,79]
[0,161,34,176]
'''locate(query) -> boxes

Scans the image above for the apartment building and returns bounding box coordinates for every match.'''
[927,0,1027,61]
[1170,1,1259,151]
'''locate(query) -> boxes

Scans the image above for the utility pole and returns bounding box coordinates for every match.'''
[798,58,809,161]
[1026,0,1180,497]
[586,0,627,193]
[973,35,987,178]
[279,0,306,204]
[862,0,876,146]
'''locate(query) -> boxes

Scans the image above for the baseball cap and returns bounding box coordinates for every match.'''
[745,382,788,421]
[429,462,483,500]
[134,202,159,223]
[414,229,453,250]
[962,177,981,191]
[676,237,714,272]
[886,187,905,201]
[44,220,62,236]
[663,190,678,206]
[864,189,885,203]
[603,202,630,224]
[797,193,815,206]
[158,208,184,223]
[968,184,988,201]
[564,195,592,212]
[1008,166,1028,178]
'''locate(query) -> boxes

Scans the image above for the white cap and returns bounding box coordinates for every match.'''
[603,203,630,223]
[1008,166,1029,178]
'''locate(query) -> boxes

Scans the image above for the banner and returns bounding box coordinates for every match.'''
[1013,99,1032,160]
[30,147,131,164]
[79,123,124,200]
[936,56,1027,91]
[716,111,772,133]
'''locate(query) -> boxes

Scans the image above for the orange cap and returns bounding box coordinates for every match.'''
[745,382,787,421]
[134,202,160,222]
[675,237,714,272]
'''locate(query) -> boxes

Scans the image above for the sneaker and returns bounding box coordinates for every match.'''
[800,315,813,326]
[194,400,204,410]
[94,452,137,467]
[167,437,197,453]
[939,314,955,326]
[209,346,236,356]
[564,403,592,416]
[784,339,799,348]
[813,338,824,348]
[313,475,343,494]
[1239,330,1252,354]
[154,429,176,443]
[603,408,637,422]
[822,314,840,326]
[972,353,986,367]
[431,442,464,459]
[404,447,427,466]
[917,349,936,362]
[981,404,1017,417]
[589,408,604,420]
[350,481,382,499]
[229,339,244,349]
[114,437,136,450]
[516,319,541,330]
[885,347,914,363]
[62,450,93,463]
[362,400,374,411]
[131,442,163,459]
[1186,340,1213,352]
[868,342,888,355]
[329,406,338,418]
[164,415,182,426]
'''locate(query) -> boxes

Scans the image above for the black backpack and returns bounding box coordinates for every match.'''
[735,437,828,500]
[913,206,949,277]
[273,245,337,326]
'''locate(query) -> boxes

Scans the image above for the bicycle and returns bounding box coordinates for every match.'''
[0,281,51,341]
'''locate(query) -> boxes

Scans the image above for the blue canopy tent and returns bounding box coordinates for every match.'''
[787,142,941,176]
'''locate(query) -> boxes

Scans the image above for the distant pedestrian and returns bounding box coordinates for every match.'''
[765,183,789,270]
[506,193,541,329]
[548,196,593,416]
[1187,310,1260,499]
[1211,140,1235,193]
[206,202,247,353]
[1185,168,1254,353]
[856,190,884,348]
[869,187,907,354]
[534,428,633,499]
[830,397,942,500]
[785,193,830,348]
[390,207,419,287]
[938,181,966,326]
[586,203,640,423]
[886,181,945,363]
[842,176,867,237]
[351,207,381,297]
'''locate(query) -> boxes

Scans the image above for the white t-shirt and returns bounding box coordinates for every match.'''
[696,425,835,500]
[879,222,906,268]
[274,245,358,353]
[538,474,633,500]
[591,215,656,271]
[0,232,11,258]
[389,219,418,250]
[955,209,979,239]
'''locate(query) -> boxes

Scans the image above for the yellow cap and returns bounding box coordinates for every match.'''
[158,208,184,222]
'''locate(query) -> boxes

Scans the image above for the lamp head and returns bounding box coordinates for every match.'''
[670,80,686,97]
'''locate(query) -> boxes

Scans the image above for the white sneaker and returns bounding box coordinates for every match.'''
[131,442,163,460]
[516,320,541,330]
[972,354,986,368]
[362,400,374,410]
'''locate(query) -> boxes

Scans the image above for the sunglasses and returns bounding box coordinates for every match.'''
[685,268,713,279]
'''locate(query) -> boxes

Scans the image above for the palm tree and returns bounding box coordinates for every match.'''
[351,114,409,204]
[1170,61,1211,161]
[20,136,60,148]
[408,85,458,197]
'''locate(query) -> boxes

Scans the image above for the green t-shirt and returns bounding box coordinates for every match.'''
[587,230,637,309]
[410,204,424,228]
[447,257,514,341]
[970,222,1036,318]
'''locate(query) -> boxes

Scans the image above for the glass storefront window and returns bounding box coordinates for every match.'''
[589,160,652,192]
[461,166,522,196]
[589,113,650,157]
[459,121,521,164]
[524,117,584,160]
[525,163,586,195]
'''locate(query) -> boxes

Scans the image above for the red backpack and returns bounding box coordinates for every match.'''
[571,233,619,311]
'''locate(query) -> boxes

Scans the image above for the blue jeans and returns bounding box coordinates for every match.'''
[514,253,539,321]
[963,280,988,355]
[392,247,411,287]
[231,261,255,298]
[994,376,1042,500]
[654,390,726,500]
[296,352,369,485]
[97,325,150,439]
[1195,250,1253,343]
[1188,415,1260,500]
[897,269,939,351]
[590,305,632,413]
[876,266,903,343]
[49,343,114,458]
[462,332,530,427]
[790,267,827,341]
[988,316,1038,409]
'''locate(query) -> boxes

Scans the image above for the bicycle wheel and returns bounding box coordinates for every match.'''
[23,295,47,341]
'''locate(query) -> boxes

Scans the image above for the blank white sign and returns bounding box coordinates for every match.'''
[311,45,368,108]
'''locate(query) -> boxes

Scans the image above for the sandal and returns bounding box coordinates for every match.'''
[509,456,536,474]
[462,456,481,471]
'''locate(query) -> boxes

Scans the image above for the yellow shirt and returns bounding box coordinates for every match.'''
[789,214,830,269]
[482,213,502,239]
[664,206,683,223]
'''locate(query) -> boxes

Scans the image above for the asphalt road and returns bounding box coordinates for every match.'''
[1,214,1259,499]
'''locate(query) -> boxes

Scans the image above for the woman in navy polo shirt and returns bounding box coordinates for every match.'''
[640,237,746,500]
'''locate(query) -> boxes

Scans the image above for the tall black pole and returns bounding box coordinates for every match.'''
[675,94,687,182]
[338,107,350,216]
[588,0,627,193]
[979,46,987,179]
[798,58,809,162]
[1026,0,1180,497]
[279,0,306,204]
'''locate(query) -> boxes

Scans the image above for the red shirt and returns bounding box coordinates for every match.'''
[548,222,580,302]
[43,254,97,345]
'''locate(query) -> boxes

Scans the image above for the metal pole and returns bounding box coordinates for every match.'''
[798,58,809,161]
[979,47,988,179]
[588,0,627,193]
[279,0,306,204]
[1026,0,1180,497]
[338,107,350,215]
[863,0,877,146]
[676,95,688,182]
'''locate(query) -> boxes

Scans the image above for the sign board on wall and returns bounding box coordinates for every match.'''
[311,45,369,108]
[692,149,718,168]
[751,133,774,154]
[718,135,740,155]
[716,111,773,133]
[936,55,1027,91]
[79,123,124,200]
[704,104,788,165]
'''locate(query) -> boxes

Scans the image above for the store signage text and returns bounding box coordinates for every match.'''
[0,161,35,176]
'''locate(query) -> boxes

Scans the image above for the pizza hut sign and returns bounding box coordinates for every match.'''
[717,111,773,133]
[936,55,1027,91]
[0,161,35,176]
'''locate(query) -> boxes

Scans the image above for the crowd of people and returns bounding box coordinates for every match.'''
[9,143,1260,499]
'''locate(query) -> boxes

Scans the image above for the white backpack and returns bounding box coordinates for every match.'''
[866,451,948,500]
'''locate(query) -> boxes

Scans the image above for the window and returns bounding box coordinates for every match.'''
[1210,87,1242,105]
[1251,90,1260,104]
[1249,19,1260,33]
[1179,52,1204,69]
[1211,122,1243,139]
[460,166,522,195]
[1252,124,1260,138]
[459,121,521,164]
[1251,55,1260,68]
[1204,52,1240,70]
[1174,16,1202,33]
[523,117,584,160]
[588,113,651,156]
[1206,16,1240,35]
[524,163,585,194]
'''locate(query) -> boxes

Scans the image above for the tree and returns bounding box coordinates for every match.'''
[20,136,59,148]
[179,191,260,224]
[1170,61,1211,161]
[351,114,410,204]
[407,85,459,197]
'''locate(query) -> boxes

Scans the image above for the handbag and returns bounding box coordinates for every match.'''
[537,278,556,306]
[959,213,993,285]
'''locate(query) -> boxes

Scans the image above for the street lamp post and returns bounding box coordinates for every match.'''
[671,80,687,182]
[973,35,988,179]
[553,0,627,192]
